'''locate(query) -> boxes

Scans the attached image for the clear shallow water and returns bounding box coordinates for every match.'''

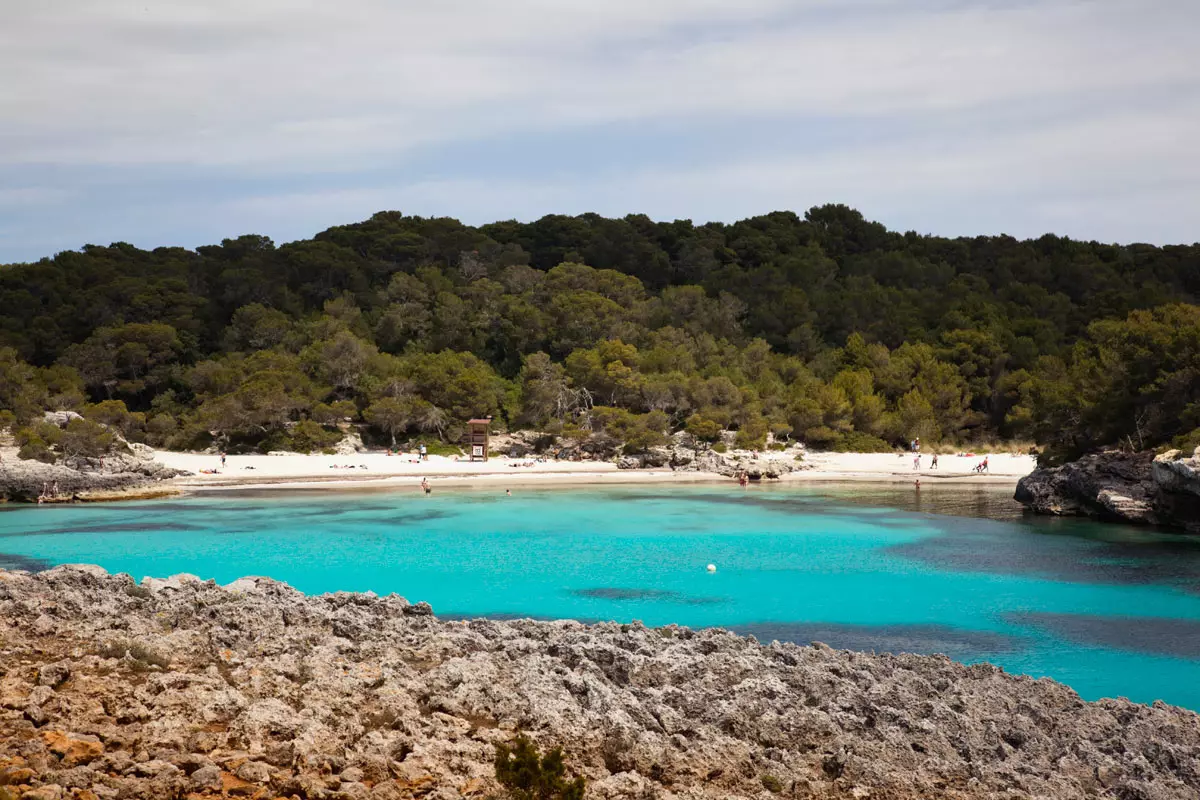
[4,484,1200,709]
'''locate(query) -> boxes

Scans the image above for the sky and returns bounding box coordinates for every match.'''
[1,0,1198,263]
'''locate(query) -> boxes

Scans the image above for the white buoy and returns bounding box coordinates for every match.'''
[706,563,717,573]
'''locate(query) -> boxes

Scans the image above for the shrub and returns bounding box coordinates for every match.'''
[685,413,723,443]
[761,774,783,793]
[829,431,893,453]
[288,419,342,454]
[494,735,585,800]
[16,432,56,464]
[734,414,769,450]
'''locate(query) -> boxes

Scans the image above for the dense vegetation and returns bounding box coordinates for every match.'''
[1,206,1197,463]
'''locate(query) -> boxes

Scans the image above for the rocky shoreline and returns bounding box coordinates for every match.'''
[2,567,1199,799]
[1015,448,1200,533]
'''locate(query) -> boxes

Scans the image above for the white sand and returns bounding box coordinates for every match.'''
[154,449,1034,492]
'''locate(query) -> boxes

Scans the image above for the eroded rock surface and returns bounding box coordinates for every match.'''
[2,566,1199,799]
[1015,449,1200,533]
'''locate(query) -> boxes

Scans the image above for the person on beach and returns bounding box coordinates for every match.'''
[981,456,989,473]
[419,443,427,461]
[220,452,226,467]
[421,477,431,495]
[913,454,920,470]
[931,454,938,470]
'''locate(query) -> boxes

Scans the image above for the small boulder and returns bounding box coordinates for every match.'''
[42,731,104,766]
[235,761,272,784]
[190,765,221,790]
[36,662,71,688]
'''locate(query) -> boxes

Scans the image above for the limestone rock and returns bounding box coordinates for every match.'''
[1016,450,1200,532]
[2,564,1200,799]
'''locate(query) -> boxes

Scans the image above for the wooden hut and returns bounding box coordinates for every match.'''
[467,418,491,462]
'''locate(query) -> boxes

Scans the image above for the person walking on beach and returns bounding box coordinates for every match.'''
[931,454,938,470]
[913,454,921,471]
[981,456,989,473]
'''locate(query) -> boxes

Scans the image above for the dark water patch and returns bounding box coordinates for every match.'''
[294,504,398,518]
[573,587,724,605]
[731,621,1026,660]
[441,611,607,625]
[376,510,452,525]
[889,523,1200,590]
[1009,612,1200,660]
[10,521,199,536]
[0,552,53,572]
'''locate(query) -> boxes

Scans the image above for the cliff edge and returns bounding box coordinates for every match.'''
[1015,448,1200,533]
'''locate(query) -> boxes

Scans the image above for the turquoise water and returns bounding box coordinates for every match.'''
[4,483,1200,709]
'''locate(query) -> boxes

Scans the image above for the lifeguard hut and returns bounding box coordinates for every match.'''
[467,417,492,462]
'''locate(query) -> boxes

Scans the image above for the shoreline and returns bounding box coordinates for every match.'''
[158,449,1034,495]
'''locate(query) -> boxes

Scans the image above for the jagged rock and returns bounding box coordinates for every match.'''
[190,765,221,790]
[1016,450,1200,532]
[234,761,271,783]
[42,411,82,426]
[0,439,187,503]
[2,565,1199,799]
[36,663,71,688]
[43,730,104,766]
[335,432,367,455]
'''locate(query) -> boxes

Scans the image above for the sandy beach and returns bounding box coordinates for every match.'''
[154,449,1035,492]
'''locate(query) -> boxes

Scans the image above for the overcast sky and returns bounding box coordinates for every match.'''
[2,0,1197,262]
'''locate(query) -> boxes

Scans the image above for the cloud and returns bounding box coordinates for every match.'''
[1,0,1198,259]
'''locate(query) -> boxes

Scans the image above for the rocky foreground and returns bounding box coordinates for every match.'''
[1015,448,1200,533]
[2,568,1200,800]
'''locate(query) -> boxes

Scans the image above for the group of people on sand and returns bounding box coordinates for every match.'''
[387,444,428,460]
[904,439,988,473]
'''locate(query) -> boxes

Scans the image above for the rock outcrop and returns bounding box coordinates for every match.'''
[617,434,803,479]
[2,566,1199,799]
[0,443,186,503]
[1015,448,1200,533]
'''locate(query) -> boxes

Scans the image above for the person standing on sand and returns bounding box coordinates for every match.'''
[420,443,427,461]
[421,477,431,495]
[913,454,920,470]
[931,454,938,470]
[220,452,226,468]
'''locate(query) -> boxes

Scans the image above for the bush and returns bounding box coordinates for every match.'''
[58,417,115,464]
[288,419,342,454]
[494,735,585,800]
[761,775,783,793]
[17,434,56,464]
[685,413,723,443]
[734,414,769,450]
[829,431,893,453]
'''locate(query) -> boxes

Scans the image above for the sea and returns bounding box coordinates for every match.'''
[3,482,1200,709]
